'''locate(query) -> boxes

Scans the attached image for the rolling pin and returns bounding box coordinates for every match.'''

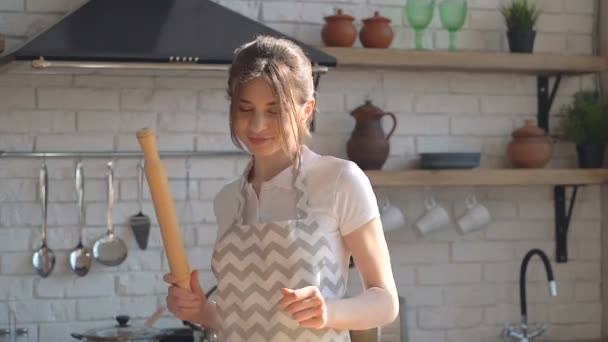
[136,128,191,290]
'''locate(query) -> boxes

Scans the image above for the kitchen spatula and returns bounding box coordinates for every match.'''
[130,160,151,250]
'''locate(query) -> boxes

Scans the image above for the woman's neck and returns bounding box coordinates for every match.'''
[249,148,298,186]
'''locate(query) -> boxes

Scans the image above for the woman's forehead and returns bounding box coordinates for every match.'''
[237,78,275,101]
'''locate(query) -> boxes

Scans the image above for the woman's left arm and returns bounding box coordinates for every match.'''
[324,216,399,330]
[278,217,398,331]
[278,161,398,330]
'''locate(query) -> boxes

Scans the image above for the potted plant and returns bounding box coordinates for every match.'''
[500,0,540,53]
[560,91,608,168]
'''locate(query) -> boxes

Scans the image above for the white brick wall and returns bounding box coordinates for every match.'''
[0,0,604,341]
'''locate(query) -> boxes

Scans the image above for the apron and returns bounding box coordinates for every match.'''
[211,157,351,342]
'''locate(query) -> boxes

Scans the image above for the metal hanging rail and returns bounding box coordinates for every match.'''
[0,150,246,159]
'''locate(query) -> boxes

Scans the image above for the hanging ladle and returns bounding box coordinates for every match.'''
[32,161,55,277]
[92,161,128,266]
[69,161,92,276]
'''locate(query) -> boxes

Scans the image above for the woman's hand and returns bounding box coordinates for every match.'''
[164,270,208,324]
[278,286,328,329]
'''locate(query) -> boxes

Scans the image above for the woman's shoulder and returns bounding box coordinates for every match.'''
[212,177,243,228]
[303,147,367,184]
[213,177,242,206]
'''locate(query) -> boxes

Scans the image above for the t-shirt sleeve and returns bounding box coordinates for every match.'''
[333,161,380,236]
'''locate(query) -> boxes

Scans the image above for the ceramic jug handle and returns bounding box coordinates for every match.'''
[384,112,397,140]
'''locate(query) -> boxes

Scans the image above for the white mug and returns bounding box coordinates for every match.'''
[457,194,491,234]
[415,193,451,236]
[380,198,406,233]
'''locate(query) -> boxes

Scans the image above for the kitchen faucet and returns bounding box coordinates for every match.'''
[503,248,557,341]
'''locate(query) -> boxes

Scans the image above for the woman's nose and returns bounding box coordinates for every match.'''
[250,112,268,131]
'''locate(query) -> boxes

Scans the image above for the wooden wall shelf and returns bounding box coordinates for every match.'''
[321,47,608,75]
[365,169,608,187]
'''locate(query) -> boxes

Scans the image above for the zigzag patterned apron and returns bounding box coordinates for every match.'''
[211,159,351,342]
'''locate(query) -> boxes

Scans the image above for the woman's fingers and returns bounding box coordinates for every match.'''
[283,297,322,316]
[168,285,199,301]
[292,306,324,323]
[163,273,176,284]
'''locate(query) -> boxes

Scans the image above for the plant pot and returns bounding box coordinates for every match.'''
[576,143,606,168]
[507,30,536,53]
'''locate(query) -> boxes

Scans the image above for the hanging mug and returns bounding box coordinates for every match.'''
[456,193,491,234]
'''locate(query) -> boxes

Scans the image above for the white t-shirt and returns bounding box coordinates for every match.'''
[213,145,380,287]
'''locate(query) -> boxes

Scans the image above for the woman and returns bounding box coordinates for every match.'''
[164,35,398,341]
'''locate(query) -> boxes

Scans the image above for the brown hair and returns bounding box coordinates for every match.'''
[227,35,315,157]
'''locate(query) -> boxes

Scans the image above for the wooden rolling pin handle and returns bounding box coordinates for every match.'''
[136,128,191,290]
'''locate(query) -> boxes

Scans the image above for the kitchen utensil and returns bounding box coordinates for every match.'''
[71,312,215,342]
[347,100,397,170]
[32,162,55,278]
[415,188,451,236]
[321,9,357,47]
[137,128,191,290]
[360,11,393,48]
[507,119,552,168]
[144,307,165,328]
[130,160,151,250]
[71,315,162,342]
[419,152,480,169]
[378,195,406,232]
[92,161,128,266]
[69,161,92,276]
[456,192,491,234]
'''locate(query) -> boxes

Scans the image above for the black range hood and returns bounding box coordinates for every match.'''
[8,0,336,72]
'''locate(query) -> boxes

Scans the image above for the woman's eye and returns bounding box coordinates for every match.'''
[238,107,253,113]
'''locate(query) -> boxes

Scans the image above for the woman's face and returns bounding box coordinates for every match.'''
[233,78,296,158]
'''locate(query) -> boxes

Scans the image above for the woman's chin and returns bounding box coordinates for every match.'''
[246,142,279,156]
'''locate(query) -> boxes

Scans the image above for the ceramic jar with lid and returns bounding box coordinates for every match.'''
[507,119,553,168]
[359,11,393,48]
[322,9,357,47]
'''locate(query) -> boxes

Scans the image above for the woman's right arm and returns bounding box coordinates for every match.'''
[164,271,219,330]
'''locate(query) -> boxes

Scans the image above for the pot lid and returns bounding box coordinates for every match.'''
[363,11,391,23]
[77,315,161,341]
[512,119,547,138]
[324,9,354,21]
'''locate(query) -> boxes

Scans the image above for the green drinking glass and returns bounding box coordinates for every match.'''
[439,0,468,51]
[405,0,435,50]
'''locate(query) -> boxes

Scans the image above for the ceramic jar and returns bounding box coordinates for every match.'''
[346,101,397,170]
[322,9,357,47]
[507,119,553,168]
[359,11,393,48]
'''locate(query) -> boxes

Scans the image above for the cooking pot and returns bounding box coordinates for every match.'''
[71,315,162,341]
[71,316,215,342]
